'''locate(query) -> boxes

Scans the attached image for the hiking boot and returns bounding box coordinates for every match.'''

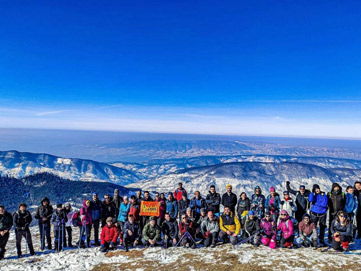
[125,246,129,252]
[211,244,216,248]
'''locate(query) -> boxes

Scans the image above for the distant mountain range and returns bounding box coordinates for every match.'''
[0,172,135,211]
[127,161,360,196]
[0,150,140,185]
[1,150,361,200]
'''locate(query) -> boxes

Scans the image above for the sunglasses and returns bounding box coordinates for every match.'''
[339,215,346,218]
[280,214,286,216]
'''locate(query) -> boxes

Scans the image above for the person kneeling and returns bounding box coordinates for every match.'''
[260,211,277,249]
[296,214,317,248]
[179,214,197,249]
[142,216,161,248]
[162,213,179,248]
[242,210,261,246]
[278,210,294,248]
[219,206,240,246]
[201,211,220,248]
[330,211,352,252]
[100,217,119,252]
[123,214,141,252]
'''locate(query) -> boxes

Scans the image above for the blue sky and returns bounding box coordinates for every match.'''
[1,1,361,138]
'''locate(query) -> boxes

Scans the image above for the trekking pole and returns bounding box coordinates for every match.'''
[25,230,28,255]
[41,223,45,250]
[186,232,198,248]
[62,224,65,249]
[78,224,84,250]
[58,224,61,253]
[175,232,187,247]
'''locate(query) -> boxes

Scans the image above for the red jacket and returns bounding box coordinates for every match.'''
[129,204,140,222]
[179,221,196,237]
[100,224,119,245]
[174,188,187,202]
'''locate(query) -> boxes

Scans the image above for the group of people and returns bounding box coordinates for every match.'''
[0,181,361,260]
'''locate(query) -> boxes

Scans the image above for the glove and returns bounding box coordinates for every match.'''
[110,242,115,247]
[286,181,290,186]
[203,231,211,238]
[61,219,65,224]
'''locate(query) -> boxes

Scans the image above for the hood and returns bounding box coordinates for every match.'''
[254,186,262,194]
[280,209,290,220]
[41,197,50,205]
[83,199,90,208]
[331,183,342,194]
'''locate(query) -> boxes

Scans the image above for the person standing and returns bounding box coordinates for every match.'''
[308,184,328,246]
[177,194,190,220]
[237,192,250,220]
[265,187,281,222]
[327,183,346,241]
[63,203,74,248]
[174,182,187,202]
[221,185,237,214]
[102,194,116,227]
[190,191,206,217]
[251,186,266,218]
[34,197,53,250]
[165,193,178,220]
[354,181,361,239]
[79,199,92,248]
[286,181,311,222]
[206,185,221,217]
[112,188,123,219]
[51,203,68,252]
[13,203,35,258]
[90,192,103,246]
[0,206,13,260]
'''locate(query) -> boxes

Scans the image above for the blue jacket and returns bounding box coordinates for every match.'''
[265,194,281,213]
[91,199,103,221]
[309,192,328,214]
[117,203,130,222]
[166,200,178,219]
[344,193,358,215]
[190,197,206,214]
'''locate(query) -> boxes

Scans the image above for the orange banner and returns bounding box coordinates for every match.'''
[140,201,160,217]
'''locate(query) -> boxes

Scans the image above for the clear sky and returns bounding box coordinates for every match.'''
[1,1,361,138]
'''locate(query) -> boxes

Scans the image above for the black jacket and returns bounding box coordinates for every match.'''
[102,201,117,223]
[13,210,32,230]
[221,192,237,212]
[0,211,13,231]
[162,218,179,239]
[178,199,190,216]
[286,183,311,214]
[206,192,221,213]
[34,198,53,224]
[327,183,346,216]
[243,216,260,235]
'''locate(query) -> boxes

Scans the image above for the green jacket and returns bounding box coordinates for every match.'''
[142,222,161,241]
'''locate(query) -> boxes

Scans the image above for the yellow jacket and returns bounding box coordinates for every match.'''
[220,212,241,235]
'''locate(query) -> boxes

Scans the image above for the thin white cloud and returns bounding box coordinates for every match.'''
[35,110,76,117]
[258,100,361,103]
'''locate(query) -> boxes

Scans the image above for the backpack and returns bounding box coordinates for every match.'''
[71,211,81,227]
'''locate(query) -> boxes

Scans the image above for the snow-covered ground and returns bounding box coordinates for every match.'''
[1,227,361,271]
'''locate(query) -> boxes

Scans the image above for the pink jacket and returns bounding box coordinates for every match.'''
[277,210,293,239]
[80,200,92,225]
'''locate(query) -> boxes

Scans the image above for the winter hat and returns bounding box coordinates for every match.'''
[346,185,354,191]
[269,187,275,192]
[283,191,289,195]
[313,184,320,190]
[302,213,310,220]
[248,210,255,216]
[168,192,173,197]
[123,196,128,201]
[150,216,156,221]
[265,210,270,216]
[92,192,98,196]
[106,217,113,223]
[200,208,206,213]
[226,184,232,189]
[64,202,71,207]
[56,203,63,208]
[299,185,305,189]
[280,210,289,216]
[85,200,91,205]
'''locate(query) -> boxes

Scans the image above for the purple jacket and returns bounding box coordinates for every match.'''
[80,200,92,225]
[260,218,276,237]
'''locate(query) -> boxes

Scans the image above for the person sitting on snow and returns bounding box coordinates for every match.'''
[100,217,119,252]
[278,210,294,248]
[219,206,240,246]
[296,213,317,248]
[260,211,277,249]
[330,210,352,252]
[242,210,261,246]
